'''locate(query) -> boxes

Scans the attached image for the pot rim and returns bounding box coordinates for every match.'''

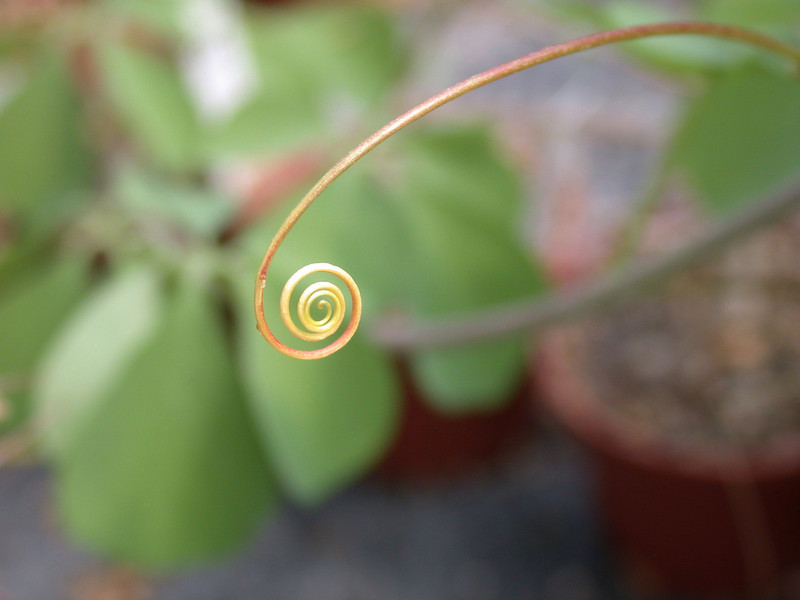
[537,328,800,483]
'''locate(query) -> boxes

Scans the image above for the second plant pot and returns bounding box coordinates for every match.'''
[537,325,800,598]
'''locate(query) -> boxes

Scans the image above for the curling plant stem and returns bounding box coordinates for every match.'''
[256,21,800,357]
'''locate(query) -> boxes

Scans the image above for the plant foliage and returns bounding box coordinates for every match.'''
[0,0,798,570]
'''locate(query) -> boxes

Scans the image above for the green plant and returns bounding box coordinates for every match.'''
[0,0,543,568]
[1,0,799,572]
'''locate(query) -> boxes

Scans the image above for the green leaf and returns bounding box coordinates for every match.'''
[388,125,547,409]
[212,4,405,159]
[114,164,234,238]
[236,258,399,505]
[561,1,785,74]
[409,338,529,414]
[98,42,201,170]
[0,258,88,377]
[670,66,800,213]
[593,2,752,73]
[0,239,51,293]
[234,170,407,496]
[34,266,162,456]
[207,92,322,160]
[702,0,800,38]
[101,0,184,39]
[247,4,404,104]
[0,53,93,211]
[0,257,88,434]
[236,169,405,500]
[54,277,275,569]
[241,168,409,316]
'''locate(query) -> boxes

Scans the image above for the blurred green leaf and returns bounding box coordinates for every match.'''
[35,266,162,456]
[98,42,201,170]
[244,125,541,412]
[241,168,409,316]
[388,125,546,409]
[236,173,402,502]
[114,164,234,237]
[55,276,275,569]
[555,0,798,73]
[101,0,184,39]
[539,0,605,23]
[410,339,529,414]
[0,257,88,377]
[238,268,399,504]
[207,92,322,160]
[247,4,404,103]
[212,4,405,159]
[702,0,800,38]
[670,66,800,213]
[0,54,93,212]
[0,239,51,292]
[0,32,39,58]
[0,257,88,434]
[591,2,752,72]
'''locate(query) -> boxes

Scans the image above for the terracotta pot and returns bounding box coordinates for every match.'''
[377,358,533,480]
[537,330,800,597]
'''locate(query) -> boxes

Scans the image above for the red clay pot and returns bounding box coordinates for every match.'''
[537,330,800,598]
[377,359,533,480]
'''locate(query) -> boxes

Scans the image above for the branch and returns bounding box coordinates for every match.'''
[371,178,800,349]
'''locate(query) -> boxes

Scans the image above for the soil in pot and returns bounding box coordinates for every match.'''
[539,223,800,598]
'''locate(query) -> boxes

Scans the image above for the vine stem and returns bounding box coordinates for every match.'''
[255,21,800,358]
[373,178,800,348]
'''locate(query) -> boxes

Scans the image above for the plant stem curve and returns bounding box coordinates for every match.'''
[254,21,800,359]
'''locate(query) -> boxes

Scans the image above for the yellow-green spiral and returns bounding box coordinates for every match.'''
[271,263,361,359]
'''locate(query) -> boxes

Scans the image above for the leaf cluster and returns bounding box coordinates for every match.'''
[0,0,545,568]
[1,0,799,569]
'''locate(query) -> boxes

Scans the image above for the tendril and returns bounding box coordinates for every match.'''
[255,262,361,360]
[281,263,358,343]
[255,21,800,359]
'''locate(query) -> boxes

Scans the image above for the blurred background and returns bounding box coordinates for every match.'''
[2,0,800,598]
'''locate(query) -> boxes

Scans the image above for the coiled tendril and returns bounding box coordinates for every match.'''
[280,262,360,345]
[255,256,361,360]
[255,21,800,360]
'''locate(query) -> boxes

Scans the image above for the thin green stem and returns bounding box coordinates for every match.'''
[255,21,800,357]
